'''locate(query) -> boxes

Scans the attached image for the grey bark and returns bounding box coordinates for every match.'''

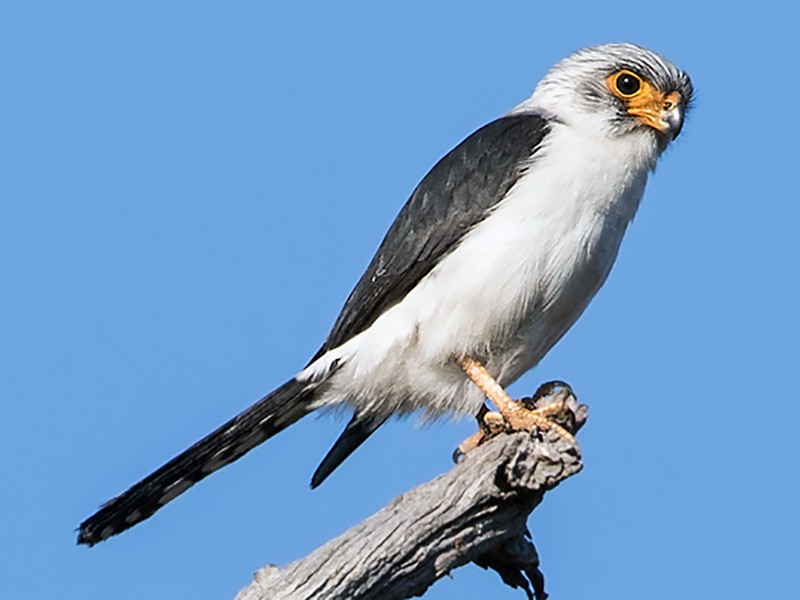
[235,394,585,600]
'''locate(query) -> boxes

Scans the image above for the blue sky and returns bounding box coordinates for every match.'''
[2,2,798,598]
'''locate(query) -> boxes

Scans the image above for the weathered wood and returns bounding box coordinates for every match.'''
[236,387,585,600]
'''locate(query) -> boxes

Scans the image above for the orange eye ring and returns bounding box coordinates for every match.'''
[612,70,643,97]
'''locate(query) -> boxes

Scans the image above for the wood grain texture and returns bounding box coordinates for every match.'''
[236,423,583,600]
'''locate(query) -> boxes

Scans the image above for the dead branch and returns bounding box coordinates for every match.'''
[236,384,586,600]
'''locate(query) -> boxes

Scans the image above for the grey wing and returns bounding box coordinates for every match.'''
[306,113,551,487]
[310,112,551,363]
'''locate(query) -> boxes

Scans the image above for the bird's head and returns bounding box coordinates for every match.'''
[526,43,693,153]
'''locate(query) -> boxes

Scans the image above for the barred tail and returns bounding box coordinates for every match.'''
[77,378,317,546]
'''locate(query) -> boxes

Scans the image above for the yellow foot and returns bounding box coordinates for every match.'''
[454,356,579,453]
[454,406,506,461]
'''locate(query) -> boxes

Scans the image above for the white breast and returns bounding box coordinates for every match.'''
[303,121,655,419]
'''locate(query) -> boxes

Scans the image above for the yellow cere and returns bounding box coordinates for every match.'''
[606,69,682,134]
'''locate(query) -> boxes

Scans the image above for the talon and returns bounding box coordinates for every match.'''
[455,356,578,445]
[453,430,484,463]
[521,380,575,411]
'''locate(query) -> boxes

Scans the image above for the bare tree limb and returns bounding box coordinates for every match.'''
[236,387,586,600]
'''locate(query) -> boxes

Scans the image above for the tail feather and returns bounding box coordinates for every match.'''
[310,412,387,489]
[77,378,317,546]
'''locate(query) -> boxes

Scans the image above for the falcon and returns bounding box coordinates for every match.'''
[78,43,693,545]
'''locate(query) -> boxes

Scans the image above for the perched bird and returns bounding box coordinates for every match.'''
[78,43,693,546]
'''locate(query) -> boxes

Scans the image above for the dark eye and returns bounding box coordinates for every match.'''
[615,72,641,96]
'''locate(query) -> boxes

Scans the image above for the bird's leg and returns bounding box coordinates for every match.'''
[455,355,576,445]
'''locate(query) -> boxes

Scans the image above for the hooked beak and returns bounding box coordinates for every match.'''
[662,104,684,139]
[628,90,685,140]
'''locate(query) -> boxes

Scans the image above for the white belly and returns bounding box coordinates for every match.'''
[302,123,651,419]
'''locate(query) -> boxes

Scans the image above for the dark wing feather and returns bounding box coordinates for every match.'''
[310,113,550,362]
[310,411,388,488]
[305,114,550,485]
